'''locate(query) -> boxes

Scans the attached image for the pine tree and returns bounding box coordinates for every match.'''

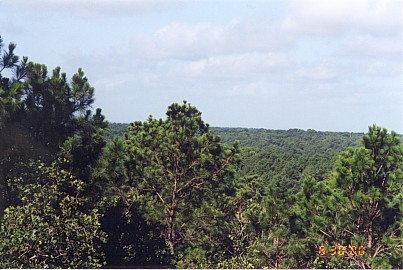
[0,35,28,128]
[1,45,103,218]
[120,101,239,266]
[329,125,403,268]
[292,125,403,268]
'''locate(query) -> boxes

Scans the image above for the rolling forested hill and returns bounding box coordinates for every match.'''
[107,123,365,190]
[211,127,363,190]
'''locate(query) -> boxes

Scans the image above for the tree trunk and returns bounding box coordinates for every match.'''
[367,220,373,260]
[167,208,176,254]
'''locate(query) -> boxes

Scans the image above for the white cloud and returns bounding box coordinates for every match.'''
[0,0,187,17]
[295,62,338,81]
[123,19,293,61]
[68,7,400,101]
[283,0,402,35]
[182,53,290,80]
[345,34,402,58]
[66,17,294,82]
[356,59,401,77]
[225,81,280,97]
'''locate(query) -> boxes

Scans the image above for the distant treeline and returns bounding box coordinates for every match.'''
[107,123,363,187]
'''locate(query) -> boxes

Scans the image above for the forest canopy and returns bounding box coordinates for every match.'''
[0,35,402,269]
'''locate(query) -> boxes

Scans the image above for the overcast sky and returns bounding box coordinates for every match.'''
[1,0,402,132]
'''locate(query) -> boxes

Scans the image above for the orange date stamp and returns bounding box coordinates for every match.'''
[318,245,365,256]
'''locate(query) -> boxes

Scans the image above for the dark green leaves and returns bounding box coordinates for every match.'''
[0,163,106,268]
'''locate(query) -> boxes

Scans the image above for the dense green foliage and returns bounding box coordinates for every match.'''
[1,35,402,268]
[212,127,362,183]
[0,163,106,268]
[105,122,128,140]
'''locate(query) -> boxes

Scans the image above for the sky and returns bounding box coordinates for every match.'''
[1,0,402,133]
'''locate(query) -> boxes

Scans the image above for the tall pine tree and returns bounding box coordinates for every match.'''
[105,101,239,267]
[293,125,402,268]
